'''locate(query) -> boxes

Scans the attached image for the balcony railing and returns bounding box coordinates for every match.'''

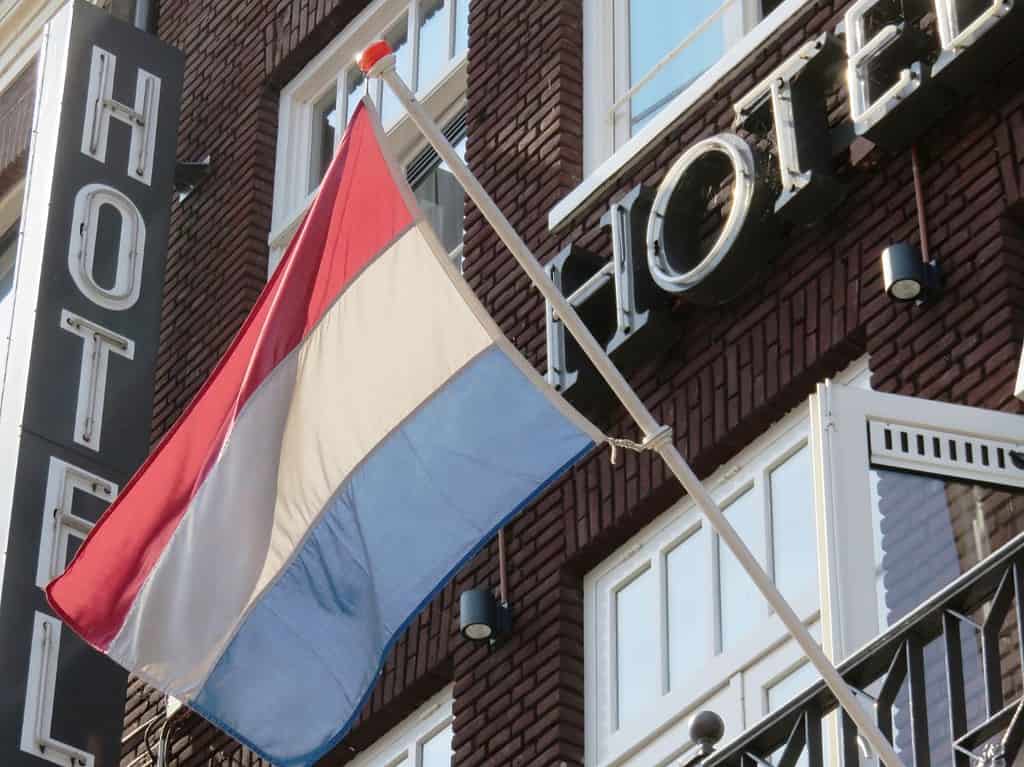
[695,532,1024,767]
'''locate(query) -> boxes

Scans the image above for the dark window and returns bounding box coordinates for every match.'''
[407,113,467,263]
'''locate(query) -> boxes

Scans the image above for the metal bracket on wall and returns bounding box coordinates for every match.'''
[174,156,211,202]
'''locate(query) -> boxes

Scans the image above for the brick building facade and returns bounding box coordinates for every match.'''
[21,0,1021,765]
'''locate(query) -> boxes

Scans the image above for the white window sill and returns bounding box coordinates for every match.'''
[548,0,814,232]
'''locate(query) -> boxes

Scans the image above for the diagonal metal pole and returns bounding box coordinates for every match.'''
[361,45,907,767]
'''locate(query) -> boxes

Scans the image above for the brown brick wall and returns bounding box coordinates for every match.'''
[126,0,1024,765]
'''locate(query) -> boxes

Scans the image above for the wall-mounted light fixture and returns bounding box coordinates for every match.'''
[459,588,512,646]
[881,242,942,303]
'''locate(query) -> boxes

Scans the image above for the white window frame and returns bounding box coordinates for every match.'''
[581,359,877,767]
[271,0,468,275]
[603,0,758,152]
[559,0,815,231]
[348,684,453,767]
[586,405,823,767]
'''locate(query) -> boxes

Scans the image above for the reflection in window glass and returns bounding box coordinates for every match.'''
[872,471,1024,624]
[616,568,657,728]
[628,0,726,133]
[872,469,1022,767]
[412,135,466,255]
[345,68,365,128]
[718,489,764,652]
[667,529,710,692]
[454,0,469,56]
[770,445,818,607]
[381,17,411,126]
[310,90,338,192]
[420,723,452,767]
[418,0,448,93]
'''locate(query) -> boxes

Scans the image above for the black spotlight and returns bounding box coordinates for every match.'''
[881,242,941,303]
[459,588,512,645]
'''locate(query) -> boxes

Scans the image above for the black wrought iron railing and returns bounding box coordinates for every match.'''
[696,533,1024,767]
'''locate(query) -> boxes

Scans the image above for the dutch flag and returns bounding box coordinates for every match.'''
[47,102,599,767]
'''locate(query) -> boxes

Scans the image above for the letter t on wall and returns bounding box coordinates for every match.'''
[733,33,844,224]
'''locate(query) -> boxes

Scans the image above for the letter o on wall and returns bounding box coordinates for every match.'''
[69,183,146,311]
[646,133,775,305]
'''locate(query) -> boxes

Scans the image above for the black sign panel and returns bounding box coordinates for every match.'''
[0,3,182,765]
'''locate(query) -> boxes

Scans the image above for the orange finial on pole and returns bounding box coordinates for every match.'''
[357,40,393,75]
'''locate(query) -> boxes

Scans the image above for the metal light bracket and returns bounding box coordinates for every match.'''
[174,156,211,202]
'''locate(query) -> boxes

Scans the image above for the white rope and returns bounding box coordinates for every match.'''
[606,425,673,465]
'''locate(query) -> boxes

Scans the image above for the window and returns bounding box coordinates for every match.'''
[272,0,470,275]
[586,407,824,767]
[585,361,1024,767]
[407,115,466,267]
[347,686,453,767]
[305,0,469,192]
[580,0,805,176]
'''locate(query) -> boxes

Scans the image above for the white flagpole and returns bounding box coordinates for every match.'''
[361,45,907,767]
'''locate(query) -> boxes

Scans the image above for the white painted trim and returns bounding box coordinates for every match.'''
[347,684,453,767]
[582,358,869,767]
[551,0,816,231]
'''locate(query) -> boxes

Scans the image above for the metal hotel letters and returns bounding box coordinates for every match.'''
[0,3,182,766]
[547,0,1022,407]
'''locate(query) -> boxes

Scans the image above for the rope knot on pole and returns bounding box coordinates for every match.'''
[607,425,673,465]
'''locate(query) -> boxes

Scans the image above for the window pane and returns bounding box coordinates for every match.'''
[628,0,726,132]
[616,568,658,728]
[412,135,466,255]
[770,445,819,607]
[420,723,452,767]
[872,471,1024,625]
[345,68,365,128]
[380,16,411,126]
[309,89,338,192]
[767,662,817,712]
[718,489,764,652]
[417,0,449,93]
[667,529,710,692]
[871,470,1015,767]
[454,0,469,56]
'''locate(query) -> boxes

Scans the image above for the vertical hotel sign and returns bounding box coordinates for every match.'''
[0,3,182,765]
